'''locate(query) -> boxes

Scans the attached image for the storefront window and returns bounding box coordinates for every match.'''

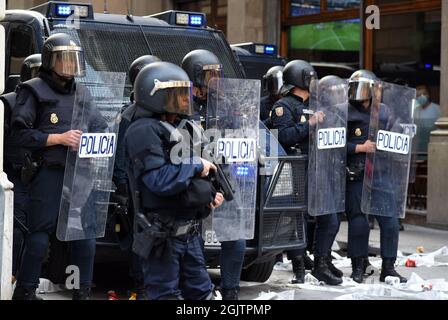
[373,11,441,103]
[290,0,320,16]
[289,19,361,75]
[327,0,360,11]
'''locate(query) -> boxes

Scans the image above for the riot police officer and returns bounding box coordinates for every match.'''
[346,70,407,283]
[10,33,101,300]
[112,55,160,299]
[271,60,343,285]
[181,49,223,125]
[1,54,41,280]
[125,61,224,300]
[182,49,247,300]
[260,65,284,128]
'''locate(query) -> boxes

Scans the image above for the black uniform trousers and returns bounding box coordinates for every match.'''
[345,180,399,259]
[17,167,96,289]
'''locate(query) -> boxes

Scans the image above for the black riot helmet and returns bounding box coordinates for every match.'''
[318,75,347,107]
[42,33,86,79]
[348,69,377,102]
[20,54,42,82]
[181,49,223,88]
[129,55,161,87]
[263,66,284,96]
[134,62,193,117]
[282,59,317,93]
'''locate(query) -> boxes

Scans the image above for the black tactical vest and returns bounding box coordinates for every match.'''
[21,77,75,166]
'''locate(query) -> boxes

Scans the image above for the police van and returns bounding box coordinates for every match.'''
[231,42,287,95]
[1,1,307,283]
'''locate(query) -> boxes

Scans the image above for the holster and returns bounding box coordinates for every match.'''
[132,213,168,259]
[20,154,41,186]
[346,163,365,182]
[132,212,199,260]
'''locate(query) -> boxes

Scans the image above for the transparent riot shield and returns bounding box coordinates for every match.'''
[361,82,416,219]
[203,78,260,243]
[56,72,126,241]
[308,77,348,216]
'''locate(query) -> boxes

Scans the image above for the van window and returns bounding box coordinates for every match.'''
[9,24,35,75]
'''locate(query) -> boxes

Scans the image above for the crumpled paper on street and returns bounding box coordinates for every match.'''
[396,246,448,268]
[269,247,448,300]
[37,278,66,294]
[256,290,296,300]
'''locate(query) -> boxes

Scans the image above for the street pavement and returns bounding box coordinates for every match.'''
[36,222,448,300]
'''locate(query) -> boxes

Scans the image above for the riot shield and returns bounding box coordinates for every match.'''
[308,77,348,216]
[361,82,416,219]
[203,78,260,243]
[56,72,126,241]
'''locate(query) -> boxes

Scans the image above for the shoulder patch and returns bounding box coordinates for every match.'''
[275,107,284,117]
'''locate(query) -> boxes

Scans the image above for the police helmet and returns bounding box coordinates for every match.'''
[42,33,86,78]
[129,55,161,86]
[263,66,284,96]
[348,70,377,102]
[20,54,42,82]
[318,75,347,107]
[134,62,193,116]
[282,60,317,93]
[181,49,223,88]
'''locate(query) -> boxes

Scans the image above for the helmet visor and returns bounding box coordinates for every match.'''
[50,47,86,78]
[348,81,373,101]
[264,71,283,95]
[151,80,193,116]
[29,63,41,79]
[303,71,318,90]
[202,64,223,87]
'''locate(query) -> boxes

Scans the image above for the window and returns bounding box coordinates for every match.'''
[290,0,320,17]
[373,11,441,93]
[289,19,361,66]
[8,24,35,75]
[327,0,360,11]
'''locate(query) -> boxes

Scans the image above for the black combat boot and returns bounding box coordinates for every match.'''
[221,288,239,300]
[304,254,314,271]
[134,278,149,300]
[379,258,407,283]
[311,256,342,286]
[326,256,343,278]
[72,286,92,300]
[290,256,306,284]
[12,286,43,300]
[350,257,364,283]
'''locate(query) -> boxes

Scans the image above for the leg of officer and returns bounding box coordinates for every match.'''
[312,213,343,285]
[375,215,407,282]
[345,180,370,283]
[141,237,183,300]
[288,212,309,284]
[181,233,214,300]
[13,167,64,300]
[219,239,246,300]
[70,238,96,299]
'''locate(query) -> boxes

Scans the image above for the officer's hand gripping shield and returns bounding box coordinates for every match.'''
[361,82,416,219]
[57,72,126,241]
[203,78,260,242]
[308,78,348,216]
